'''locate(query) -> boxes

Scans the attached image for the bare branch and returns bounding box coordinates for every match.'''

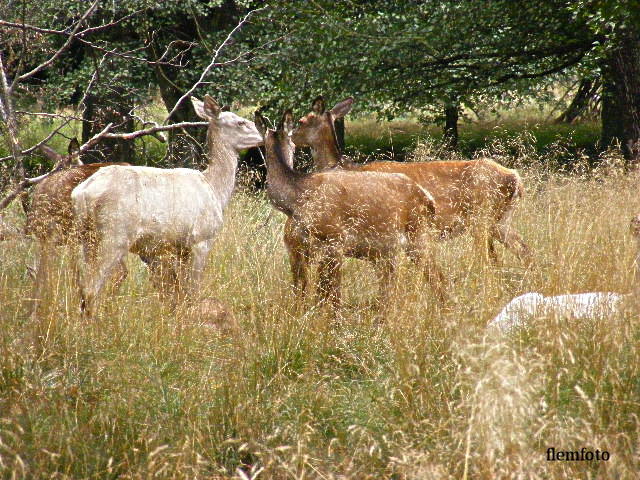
[15,1,99,84]
[0,53,24,177]
[16,111,86,122]
[0,8,144,39]
[0,118,73,163]
[76,8,146,37]
[0,180,31,211]
[0,20,63,36]
[128,107,167,143]
[165,6,267,122]
[103,121,208,141]
[0,121,113,211]
[77,123,114,155]
[76,37,187,67]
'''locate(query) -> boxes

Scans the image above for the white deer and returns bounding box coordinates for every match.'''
[71,95,262,318]
[488,215,640,332]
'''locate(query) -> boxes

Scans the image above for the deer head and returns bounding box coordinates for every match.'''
[38,138,82,168]
[291,95,353,148]
[191,95,263,151]
[255,109,295,169]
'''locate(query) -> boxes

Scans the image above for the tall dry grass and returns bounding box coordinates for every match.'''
[1,140,639,479]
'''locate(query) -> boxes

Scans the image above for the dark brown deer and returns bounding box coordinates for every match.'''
[27,139,129,317]
[292,96,532,265]
[255,110,446,314]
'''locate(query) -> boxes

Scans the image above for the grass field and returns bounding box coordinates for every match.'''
[1,134,640,478]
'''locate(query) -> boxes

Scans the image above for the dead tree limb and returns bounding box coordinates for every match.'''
[0,120,210,211]
[15,1,99,83]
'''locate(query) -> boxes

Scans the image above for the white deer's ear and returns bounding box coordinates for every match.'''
[203,95,222,118]
[191,97,206,119]
[330,97,354,119]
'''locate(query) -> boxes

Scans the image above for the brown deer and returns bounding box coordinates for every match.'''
[255,110,446,314]
[26,138,130,317]
[292,96,532,265]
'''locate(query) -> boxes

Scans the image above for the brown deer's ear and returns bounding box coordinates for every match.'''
[221,105,231,112]
[203,95,222,118]
[280,109,295,135]
[254,110,268,137]
[330,97,354,119]
[68,138,80,155]
[312,95,326,114]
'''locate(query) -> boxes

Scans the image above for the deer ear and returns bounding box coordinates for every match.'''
[330,97,354,119]
[312,95,326,114]
[191,96,206,119]
[254,109,268,137]
[203,95,222,118]
[281,109,295,135]
[68,138,80,156]
[221,105,231,112]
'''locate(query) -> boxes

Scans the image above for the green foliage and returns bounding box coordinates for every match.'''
[226,1,599,120]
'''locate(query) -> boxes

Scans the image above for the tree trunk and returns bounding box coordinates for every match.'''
[82,93,135,164]
[152,61,206,168]
[600,25,640,162]
[556,78,601,124]
[146,1,240,169]
[443,101,459,149]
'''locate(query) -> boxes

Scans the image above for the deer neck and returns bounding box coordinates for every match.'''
[265,138,301,215]
[310,120,343,170]
[202,130,239,208]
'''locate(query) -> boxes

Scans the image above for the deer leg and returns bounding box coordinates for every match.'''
[471,223,495,265]
[493,203,533,265]
[189,242,211,289]
[289,245,309,296]
[31,241,54,320]
[374,256,398,318]
[176,241,211,307]
[284,224,310,300]
[79,239,128,320]
[31,241,56,319]
[407,241,447,305]
[147,257,176,303]
[317,253,342,313]
[110,259,128,293]
[487,236,500,265]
